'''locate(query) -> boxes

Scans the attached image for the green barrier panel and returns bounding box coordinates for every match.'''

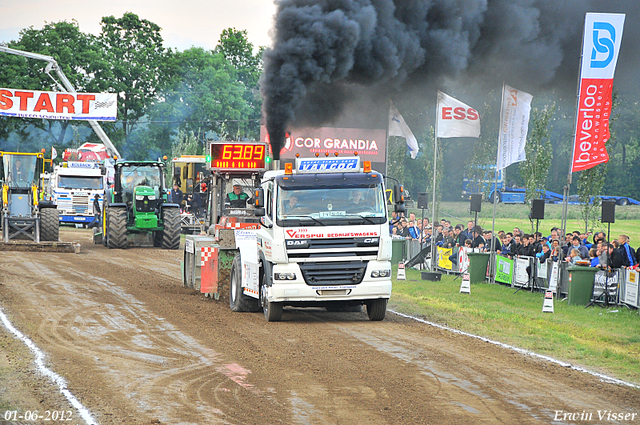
[567,266,599,306]
[468,252,490,284]
[391,239,405,264]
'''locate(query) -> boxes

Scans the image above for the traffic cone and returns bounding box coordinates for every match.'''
[542,290,554,313]
[397,261,406,280]
[460,273,470,294]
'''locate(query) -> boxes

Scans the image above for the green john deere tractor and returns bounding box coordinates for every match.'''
[0,151,59,243]
[102,160,180,249]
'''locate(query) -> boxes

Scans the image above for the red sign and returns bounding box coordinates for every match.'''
[260,125,386,166]
[571,79,613,172]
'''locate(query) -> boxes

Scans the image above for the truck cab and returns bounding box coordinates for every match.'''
[250,156,392,321]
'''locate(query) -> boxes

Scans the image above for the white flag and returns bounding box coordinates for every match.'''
[497,84,533,171]
[436,91,481,138]
[389,102,419,159]
[51,146,57,160]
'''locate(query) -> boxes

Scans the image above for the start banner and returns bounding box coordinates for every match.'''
[571,13,625,173]
[0,88,117,121]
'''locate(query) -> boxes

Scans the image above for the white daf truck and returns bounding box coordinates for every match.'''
[50,161,106,225]
[230,155,397,321]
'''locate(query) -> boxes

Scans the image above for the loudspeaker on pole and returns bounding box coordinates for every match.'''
[601,200,616,223]
[417,192,429,209]
[531,199,545,220]
[470,194,482,213]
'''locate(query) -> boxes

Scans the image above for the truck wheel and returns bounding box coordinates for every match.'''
[490,191,502,204]
[229,254,260,312]
[107,207,127,249]
[366,299,388,321]
[40,208,59,241]
[261,283,283,322]
[617,198,629,206]
[161,208,181,250]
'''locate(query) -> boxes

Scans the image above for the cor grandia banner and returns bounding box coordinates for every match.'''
[0,88,117,121]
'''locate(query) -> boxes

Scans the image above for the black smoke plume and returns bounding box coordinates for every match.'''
[261,0,640,158]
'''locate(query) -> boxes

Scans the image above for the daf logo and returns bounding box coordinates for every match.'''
[286,240,306,246]
[363,238,378,244]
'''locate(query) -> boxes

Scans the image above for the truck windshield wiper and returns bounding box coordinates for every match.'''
[286,215,327,226]
[343,214,378,225]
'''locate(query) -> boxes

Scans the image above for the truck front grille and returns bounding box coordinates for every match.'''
[298,261,367,286]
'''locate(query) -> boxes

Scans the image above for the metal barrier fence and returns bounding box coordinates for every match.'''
[392,239,640,309]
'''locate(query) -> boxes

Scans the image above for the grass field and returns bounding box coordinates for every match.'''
[389,268,640,385]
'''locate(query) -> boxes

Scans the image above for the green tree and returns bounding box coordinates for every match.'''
[98,13,169,144]
[521,104,554,205]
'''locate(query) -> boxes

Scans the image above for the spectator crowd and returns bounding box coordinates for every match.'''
[389,211,640,270]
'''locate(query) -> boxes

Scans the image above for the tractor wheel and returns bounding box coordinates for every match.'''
[153,231,163,247]
[161,208,181,250]
[40,208,59,241]
[229,254,260,312]
[366,299,388,321]
[107,207,128,249]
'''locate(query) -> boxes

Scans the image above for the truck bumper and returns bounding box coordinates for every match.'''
[269,261,392,303]
[59,215,94,223]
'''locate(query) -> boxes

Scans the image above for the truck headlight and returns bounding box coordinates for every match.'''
[371,270,391,278]
[135,195,144,200]
[274,272,296,280]
[148,195,156,200]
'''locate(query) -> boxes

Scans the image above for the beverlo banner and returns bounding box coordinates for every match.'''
[0,88,117,122]
[571,13,625,173]
[497,84,533,171]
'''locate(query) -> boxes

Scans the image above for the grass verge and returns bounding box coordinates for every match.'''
[389,267,640,385]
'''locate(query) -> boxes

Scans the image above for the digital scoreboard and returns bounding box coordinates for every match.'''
[208,142,269,172]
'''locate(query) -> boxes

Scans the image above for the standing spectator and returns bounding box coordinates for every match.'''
[550,239,561,262]
[453,224,468,247]
[589,247,599,267]
[463,221,475,240]
[502,232,514,257]
[570,235,589,259]
[471,226,485,249]
[606,243,623,269]
[618,235,637,268]
[566,248,581,265]
[407,220,420,240]
[169,183,184,206]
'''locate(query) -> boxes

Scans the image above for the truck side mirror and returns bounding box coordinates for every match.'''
[393,185,404,204]
[253,188,265,216]
[393,184,405,213]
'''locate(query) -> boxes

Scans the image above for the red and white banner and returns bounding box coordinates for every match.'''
[571,13,625,173]
[0,88,117,121]
[436,91,481,138]
[497,84,533,171]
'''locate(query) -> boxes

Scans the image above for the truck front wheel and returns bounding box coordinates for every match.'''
[366,299,388,321]
[261,283,283,322]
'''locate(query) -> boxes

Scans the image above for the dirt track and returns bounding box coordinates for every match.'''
[0,228,638,425]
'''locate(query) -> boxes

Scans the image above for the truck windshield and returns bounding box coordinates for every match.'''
[58,176,104,190]
[277,184,386,225]
[2,154,37,189]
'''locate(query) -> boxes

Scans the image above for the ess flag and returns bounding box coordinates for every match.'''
[389,102,419,159]
[0,88,117,122]
[497,85,533,171]
[571,13,625,173]
[436,91,480,138]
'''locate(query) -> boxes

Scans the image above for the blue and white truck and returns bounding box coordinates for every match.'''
[51,161,106,225]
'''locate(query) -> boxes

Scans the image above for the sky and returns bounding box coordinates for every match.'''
[0,0,278,50]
